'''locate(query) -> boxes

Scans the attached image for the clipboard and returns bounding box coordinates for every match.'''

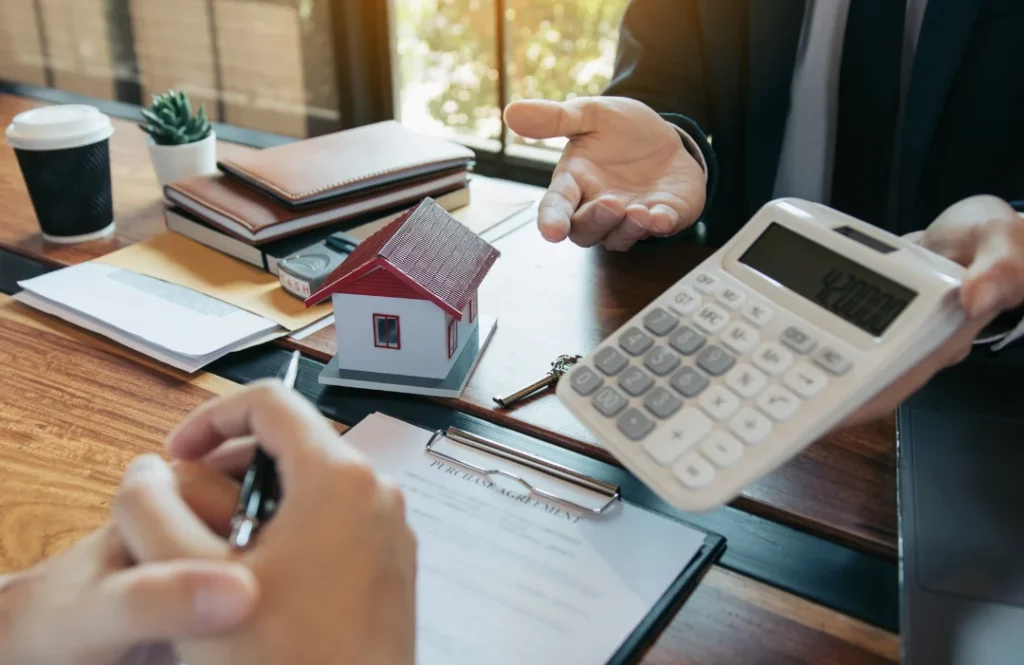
[417,422,726,665]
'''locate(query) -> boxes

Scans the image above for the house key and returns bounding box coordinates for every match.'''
[493,354,582,408]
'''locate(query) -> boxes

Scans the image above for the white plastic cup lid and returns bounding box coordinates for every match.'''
[5,104,114,152]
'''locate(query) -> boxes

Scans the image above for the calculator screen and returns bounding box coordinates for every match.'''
[739,223,917,336]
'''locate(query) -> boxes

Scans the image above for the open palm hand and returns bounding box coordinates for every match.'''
[504,97,707,250]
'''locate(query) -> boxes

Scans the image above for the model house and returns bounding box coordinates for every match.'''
[306,197,500,381]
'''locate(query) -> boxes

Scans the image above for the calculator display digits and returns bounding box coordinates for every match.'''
[557,199,966,512]
[738,222,916,337]
[817,270,908,335]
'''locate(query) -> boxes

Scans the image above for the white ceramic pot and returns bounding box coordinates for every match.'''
[146,130,217,187]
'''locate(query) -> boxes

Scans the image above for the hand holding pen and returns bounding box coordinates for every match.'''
[112,376,417,665]
[230,350,299,549]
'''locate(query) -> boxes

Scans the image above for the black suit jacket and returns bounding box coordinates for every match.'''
[606,0,1024,245]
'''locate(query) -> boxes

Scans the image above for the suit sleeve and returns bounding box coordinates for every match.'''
[604,0,719,211]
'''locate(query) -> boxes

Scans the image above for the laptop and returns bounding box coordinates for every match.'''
[898,345,1024,664]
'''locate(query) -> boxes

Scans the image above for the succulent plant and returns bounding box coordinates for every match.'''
[139,90,212,146]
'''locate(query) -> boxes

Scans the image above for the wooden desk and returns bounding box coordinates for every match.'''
[0,294,898,663]
[0,296,238,568]
[0,93,897,559]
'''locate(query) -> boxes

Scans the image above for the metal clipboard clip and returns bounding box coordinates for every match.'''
[425,427,621,516]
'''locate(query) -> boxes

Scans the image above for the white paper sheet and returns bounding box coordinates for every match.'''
[16,263,280,372]
[340,413,708,665]
[289,314,335,340]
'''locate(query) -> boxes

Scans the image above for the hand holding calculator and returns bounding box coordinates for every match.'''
[558,199,967,511]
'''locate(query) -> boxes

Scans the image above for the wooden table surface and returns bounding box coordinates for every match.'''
[0,93,899,560]
[0,294,898,664]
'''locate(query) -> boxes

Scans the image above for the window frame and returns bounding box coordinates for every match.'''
[329,0,394,129]
[373,313,401,350]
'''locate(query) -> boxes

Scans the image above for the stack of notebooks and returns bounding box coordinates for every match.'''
[164,120,475,274]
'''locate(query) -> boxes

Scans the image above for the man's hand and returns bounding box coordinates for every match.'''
[0,524,256,665]
[918,196,1024,318]
[843,195,1024,427]
[504,97,707,251]
[113,381,417,665]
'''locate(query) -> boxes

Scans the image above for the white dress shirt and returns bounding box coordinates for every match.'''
[772,0,930,204]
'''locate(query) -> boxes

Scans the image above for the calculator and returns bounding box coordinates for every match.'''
[557,198,967,512]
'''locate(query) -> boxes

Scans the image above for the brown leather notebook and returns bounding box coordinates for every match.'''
[217,121,476,207]
[164,169,469,245]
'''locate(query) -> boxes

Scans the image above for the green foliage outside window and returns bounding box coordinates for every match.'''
[395,0,627,145]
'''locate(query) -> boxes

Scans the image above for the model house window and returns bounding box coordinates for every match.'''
[469,294,477,323]
[373,314,400,349]
[447,315,458,358]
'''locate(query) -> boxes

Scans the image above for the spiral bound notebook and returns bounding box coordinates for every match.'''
[340,412,725,665]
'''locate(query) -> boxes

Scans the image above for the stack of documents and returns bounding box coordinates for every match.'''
[93,233,331,330]
[16,263,282,372]
[14,231,336,371]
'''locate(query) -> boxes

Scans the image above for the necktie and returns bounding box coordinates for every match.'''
[831,0,907,228]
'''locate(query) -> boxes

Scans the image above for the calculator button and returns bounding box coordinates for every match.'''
[729,408,773,445]
[593,347,628,376]
[693,303,730,334]
[701,433,744,468]
[592,386,628,417]
[670,366,709,397]
[643,307,678,336]
[716,286,746,310]
[668,325,706,356]
[696,344,735,376]
[643,346,681,376]
[644,386,682,419]
[644,408,712,466]
[698,385,741,421]
[752,342,793,376]
[725,363,767,398]
[814,347,852,376]
[569,365,604,396]
[619,326,654,356]
[742,302,774,328]
[669,287,701,316]
[784,363,829,398]
[780,326,818,354]
[721,322,759,354]
[756,385,801,421]
[693,272,720,294]
[672,454,716,490]
[617,408,655,442]
[618,366,654,397]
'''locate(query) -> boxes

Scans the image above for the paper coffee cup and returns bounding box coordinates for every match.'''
[5,105,116,244]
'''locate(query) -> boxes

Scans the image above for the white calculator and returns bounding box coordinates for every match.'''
[557,198,967,512]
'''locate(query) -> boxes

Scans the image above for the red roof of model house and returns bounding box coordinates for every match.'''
[304,197,500,319]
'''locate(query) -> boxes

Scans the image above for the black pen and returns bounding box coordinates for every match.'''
[230,350,300,549]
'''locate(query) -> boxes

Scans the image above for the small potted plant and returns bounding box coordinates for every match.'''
[140,89,216,187]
